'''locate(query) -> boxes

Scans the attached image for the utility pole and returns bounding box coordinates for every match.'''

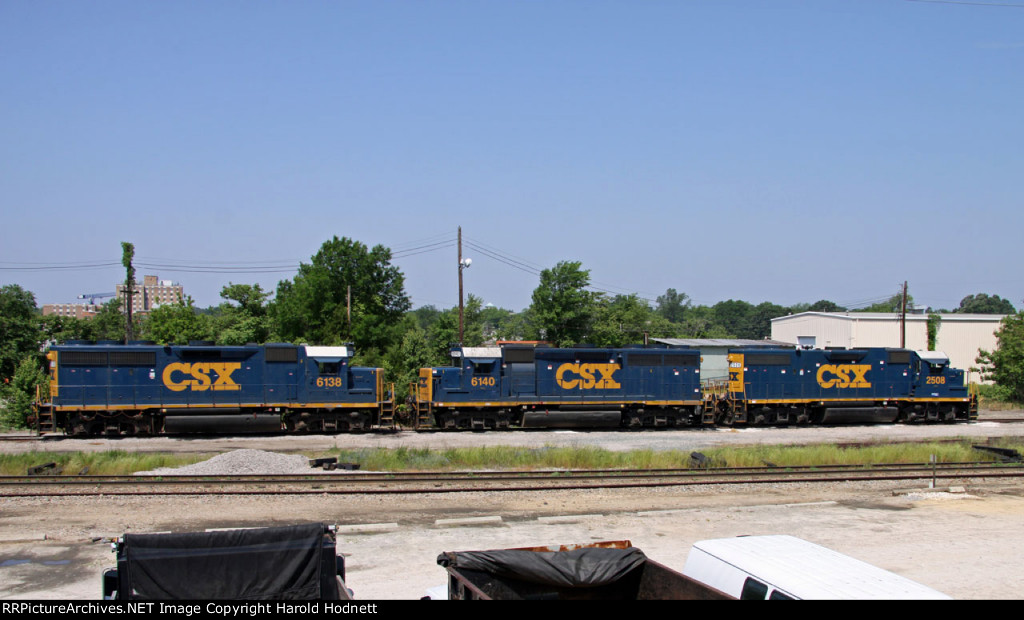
[457,226,472,344]
[458,227,464,343]
[900,281,908,348]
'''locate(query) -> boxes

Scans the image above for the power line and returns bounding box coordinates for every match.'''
[463,236,548,273]
[390,231,457,251]
[464,237,658,304]
[135,263,298,274]
[0,261,120,271]
[463,241,543,277]
[391,239,456,259]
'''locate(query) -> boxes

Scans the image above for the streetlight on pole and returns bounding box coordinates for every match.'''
[458,226,471,343]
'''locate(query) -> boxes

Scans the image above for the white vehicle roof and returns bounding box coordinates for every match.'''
[687,535,951,600]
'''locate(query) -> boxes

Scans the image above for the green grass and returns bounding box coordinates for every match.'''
[324,446,688,471]
[695,441,1020,468]
[4,440,1022,476]
[322,440,1024,471]
[0,450,207,476]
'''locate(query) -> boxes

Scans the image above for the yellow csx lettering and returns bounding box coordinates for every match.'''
[162,362,242,392]
[555,363,621,390]
[816,364,872,389]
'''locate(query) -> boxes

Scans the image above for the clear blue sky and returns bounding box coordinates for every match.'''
[2,0,1021,313]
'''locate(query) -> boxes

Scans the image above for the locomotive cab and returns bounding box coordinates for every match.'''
[906,351,970,422]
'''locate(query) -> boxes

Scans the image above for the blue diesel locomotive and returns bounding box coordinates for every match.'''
[410,344,708,430]
[712,347,975,425]
[38,342,394,436]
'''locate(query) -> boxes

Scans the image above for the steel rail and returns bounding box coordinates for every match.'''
[2,461,1020,486]
[3,464,1022,497]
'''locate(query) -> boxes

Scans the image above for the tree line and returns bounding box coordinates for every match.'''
[0,236,1019,427]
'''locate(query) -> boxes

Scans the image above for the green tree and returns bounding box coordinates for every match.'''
[976,310,1024,401]
[927,314,942,350]
[0,284,39,380]
[271,237,411,351]
[955,294,1016,314]
[674,305,732,339]
[121,241,135,342]
[656,288,691,323]
[712,299,755,339]
[90,299,135,342]
[142,297,212,345]
[0,354,47,429]
[210,283,272,344]
[857,293,912,313]
[527,261,596,346]
[750,302,789,340]
[386,322,437,403]
[215,313,271,346]
[806,300,846,312]
[411,305,443,332]
[478,305,516,342]
[491,307,532,342]
[39,301,140,344]
[590,294,677,347]
[38,314,91,345]
[221,283,270,316]
[426,295,486,362]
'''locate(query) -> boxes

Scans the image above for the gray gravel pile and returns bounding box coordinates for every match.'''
[136,449,314,476]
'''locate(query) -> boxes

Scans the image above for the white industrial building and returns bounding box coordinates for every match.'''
[771,312,1006,381]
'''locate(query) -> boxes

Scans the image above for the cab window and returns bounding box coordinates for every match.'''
[472,362,495,374]
[318,362,340,375]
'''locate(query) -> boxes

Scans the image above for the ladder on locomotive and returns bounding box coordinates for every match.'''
[968,381,980,421]
[32,386,58,435]
[700,379,726,425]
[378,382,397,429]
[704,378,749,424]
[410,390,434,430]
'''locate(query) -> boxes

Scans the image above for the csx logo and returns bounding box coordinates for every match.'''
[816,364,872,389]
[555,363,621,390]
[162,362,242,392]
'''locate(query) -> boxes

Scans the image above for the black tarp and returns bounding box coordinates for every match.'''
[119,523,336,600]
[437,547,648,588]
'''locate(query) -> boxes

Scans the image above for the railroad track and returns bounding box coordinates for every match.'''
[4,462,1023,497]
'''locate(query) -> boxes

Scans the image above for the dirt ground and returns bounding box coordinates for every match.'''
[2,415,1024,600]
